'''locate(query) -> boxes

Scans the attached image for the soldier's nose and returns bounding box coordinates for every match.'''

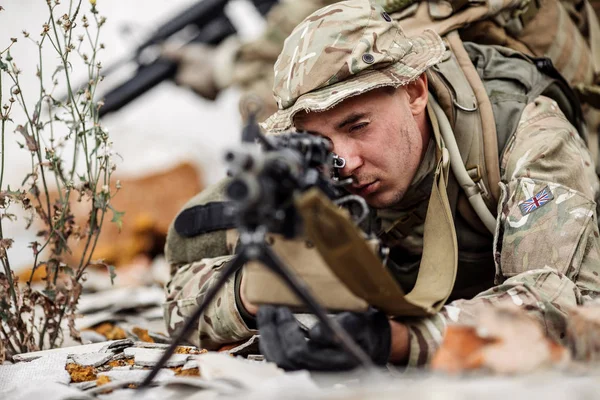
[332,139,363,177]
[339,155,362,178]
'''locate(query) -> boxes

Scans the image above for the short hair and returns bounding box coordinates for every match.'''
[382,86,397,96]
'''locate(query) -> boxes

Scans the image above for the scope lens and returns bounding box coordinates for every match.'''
[226,179,249,201]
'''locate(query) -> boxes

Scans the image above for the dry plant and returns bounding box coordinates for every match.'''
[0,0,121,361]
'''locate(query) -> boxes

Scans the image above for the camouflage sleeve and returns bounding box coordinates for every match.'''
[163,180,257,349]
[401,95,600,366]
[163,255,257,350]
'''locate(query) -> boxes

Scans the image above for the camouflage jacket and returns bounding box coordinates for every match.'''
[163,93,600,364]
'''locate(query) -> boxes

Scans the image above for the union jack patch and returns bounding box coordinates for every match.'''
[518,186,554,216]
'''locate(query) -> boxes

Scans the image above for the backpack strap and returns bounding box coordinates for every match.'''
[447,32,502,207]
[425,31,500,233]
[430,88,497,233]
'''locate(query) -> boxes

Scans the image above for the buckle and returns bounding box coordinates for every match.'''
[505,0,540,35]
[467,165,482,183]
[517,0,540,27]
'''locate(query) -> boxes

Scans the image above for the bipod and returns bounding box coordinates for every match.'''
[138,228,373,390]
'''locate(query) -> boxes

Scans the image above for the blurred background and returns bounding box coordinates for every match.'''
[0,0,271,283]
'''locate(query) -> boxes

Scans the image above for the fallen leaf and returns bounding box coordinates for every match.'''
[172,366,201,377]
[89,322,127,340]
[96,375,111,386]
[431,325,497,373]
[175,346,207,355]
[566,302,600,362]
[132,326,154,343]
[432,306,569,374]
[66,363,97,382]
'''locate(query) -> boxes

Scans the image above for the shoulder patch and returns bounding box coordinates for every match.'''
[518,186,554,216]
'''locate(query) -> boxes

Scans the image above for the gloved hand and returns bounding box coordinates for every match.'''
[161,43,219,100]
[257,306,391,371]
[161,36,240,100]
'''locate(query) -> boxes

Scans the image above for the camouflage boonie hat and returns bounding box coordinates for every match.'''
[262,0,445,133]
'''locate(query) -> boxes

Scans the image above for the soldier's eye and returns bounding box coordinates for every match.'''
[350,122,368,132]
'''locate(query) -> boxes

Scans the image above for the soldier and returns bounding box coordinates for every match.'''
[164,0,600,370]
[162,0,340,122]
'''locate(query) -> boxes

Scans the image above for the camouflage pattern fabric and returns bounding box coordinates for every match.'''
[163,255,257,349]
[376,0,418,12]
[162,181,255,350]
[402,96,600,366]
[262,0,445,132]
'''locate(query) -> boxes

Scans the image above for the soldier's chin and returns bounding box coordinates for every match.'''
[363,188,405,209]
[362,191,395,209]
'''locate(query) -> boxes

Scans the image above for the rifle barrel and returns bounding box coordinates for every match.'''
[136,0,230,53]
[99,14,235,117]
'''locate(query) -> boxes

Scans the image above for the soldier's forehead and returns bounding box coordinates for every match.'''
[293,89,394,128]
[295,86,399,117]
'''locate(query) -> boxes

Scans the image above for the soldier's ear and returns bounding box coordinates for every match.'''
[405,73,428,117]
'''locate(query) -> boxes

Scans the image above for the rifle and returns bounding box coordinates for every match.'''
[72,0,278,117]
[138,110,378,389]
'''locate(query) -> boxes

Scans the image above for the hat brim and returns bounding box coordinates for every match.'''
[261,29,445,134]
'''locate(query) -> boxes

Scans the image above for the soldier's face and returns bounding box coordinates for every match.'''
[293,78,430,208]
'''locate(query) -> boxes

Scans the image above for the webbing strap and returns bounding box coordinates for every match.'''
[427,32,499,213]
[447,31,501,206]
[431,96,497,233]
[430,39,479,164]
[174,202,236,238]
[585,0,600,80]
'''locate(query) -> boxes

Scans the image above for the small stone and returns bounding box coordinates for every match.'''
[72,380,97,391]
[124,347,189,367]
[181,360,198,371]
[148,331,171,344]
[80,330,110,344]
[100,339,134,354]
[132,342,170,349]
[12,341,113,362]
[139,307,165,320]
[109,353,126,362]
[70,353,113,367]
[222,335,259,357]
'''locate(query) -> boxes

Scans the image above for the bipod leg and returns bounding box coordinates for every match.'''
[138,253,247,390]
[259,244,374,369]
